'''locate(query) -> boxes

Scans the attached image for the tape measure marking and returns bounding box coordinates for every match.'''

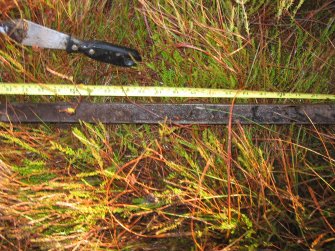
[0,83,335,100]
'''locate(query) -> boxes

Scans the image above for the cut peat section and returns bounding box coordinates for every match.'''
[1,103,335,124]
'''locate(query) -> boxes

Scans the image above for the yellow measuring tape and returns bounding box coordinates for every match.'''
[0,83,335,100]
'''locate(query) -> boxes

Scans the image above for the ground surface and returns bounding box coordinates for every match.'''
[0,1,335,250]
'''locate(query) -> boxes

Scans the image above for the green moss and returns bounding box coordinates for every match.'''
[13,159,56,184]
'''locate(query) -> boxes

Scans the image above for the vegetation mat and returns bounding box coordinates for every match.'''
[0,0,334,250]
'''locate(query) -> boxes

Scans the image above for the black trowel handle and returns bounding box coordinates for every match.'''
[66,37,142,67]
